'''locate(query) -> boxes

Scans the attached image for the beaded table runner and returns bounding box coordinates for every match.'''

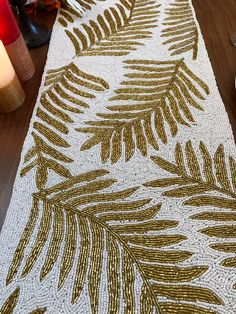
[0,0,236,313]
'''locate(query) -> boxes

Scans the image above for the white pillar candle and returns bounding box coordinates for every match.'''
[0,39,25,113]
[0,40,15,88]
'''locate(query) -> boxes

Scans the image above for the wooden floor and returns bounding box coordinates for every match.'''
[0,1,236,229]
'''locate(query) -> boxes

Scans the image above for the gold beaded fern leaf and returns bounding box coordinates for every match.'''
[144,140,236,290]
[144,140,236,208]
[20,63,109,190]
[76,59,209,163]
[6,169,223,313]
[66,0,160,56]
[162,0,199,60]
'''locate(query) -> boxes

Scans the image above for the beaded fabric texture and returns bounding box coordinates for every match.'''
[0,0,236,313]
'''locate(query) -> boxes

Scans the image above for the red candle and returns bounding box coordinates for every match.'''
[0,0,35,82]
[0,0,20,45]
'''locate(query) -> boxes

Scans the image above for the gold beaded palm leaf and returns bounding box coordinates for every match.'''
[6,169,223,313]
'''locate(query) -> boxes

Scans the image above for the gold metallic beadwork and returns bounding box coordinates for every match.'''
[77,59,209,163]
[7,168,226,312]
[162,0,198,60]
[0,287,20,314]
[21,63,109,188]
[65,0,160,56]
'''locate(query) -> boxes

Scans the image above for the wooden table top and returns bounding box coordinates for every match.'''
[0,1,235,229]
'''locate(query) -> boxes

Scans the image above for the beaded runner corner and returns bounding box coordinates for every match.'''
[0,0,236,313]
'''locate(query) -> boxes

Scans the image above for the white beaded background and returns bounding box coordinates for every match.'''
[0,0,236,313]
